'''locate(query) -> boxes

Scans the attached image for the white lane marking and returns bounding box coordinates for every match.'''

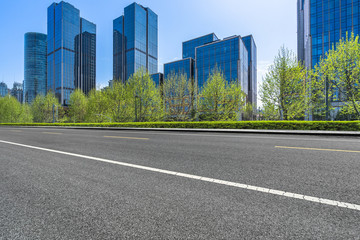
[1,139,360,212]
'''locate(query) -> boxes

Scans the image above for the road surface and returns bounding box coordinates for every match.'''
[1,127,359,239]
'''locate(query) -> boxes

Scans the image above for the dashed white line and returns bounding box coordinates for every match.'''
[1,139,359,212]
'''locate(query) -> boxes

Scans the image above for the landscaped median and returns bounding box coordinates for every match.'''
[1,121,360,131]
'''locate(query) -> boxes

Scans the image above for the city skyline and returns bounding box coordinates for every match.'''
[0,0,297,93]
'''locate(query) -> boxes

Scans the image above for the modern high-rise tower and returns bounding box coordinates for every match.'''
[297,0,360,69]
[195,36,249,94]
[11,82,24,103]
[298,0,360,119]
[47,1,96,105]
[24,32,47,103]
[0,82,8,97]
[242,35,257,109]
[75,18,96,95]
[113,2,158,82]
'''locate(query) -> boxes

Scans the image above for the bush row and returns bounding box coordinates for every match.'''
[1,121,360,131]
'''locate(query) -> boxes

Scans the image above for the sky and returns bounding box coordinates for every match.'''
[0,0,297,91]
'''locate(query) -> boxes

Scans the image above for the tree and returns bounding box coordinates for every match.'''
[0,95,32,123]
[68,89,88,123]
[199,70,245,121]
[85,89,111,122]
[105,81,132,122]
[260,46,307,120]
[315,33,360,120]
[127,68,163,122]
[31,92,59,123]
[163,73,194,121]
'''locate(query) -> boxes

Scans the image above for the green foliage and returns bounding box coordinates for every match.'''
[0,95,33,123]
[31,92,60,123]
[105,80,133,122]
[163,73,194,121]
[199,70,245,121]
[243,103,255,121]
[127,68,163,122]
[68,89,88,123]
[260,46,307,120]
[2,121,360,131]
[315,33,360,119]
[85,89,110,122]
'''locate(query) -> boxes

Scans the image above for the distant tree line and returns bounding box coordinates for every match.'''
[0,69,253,123]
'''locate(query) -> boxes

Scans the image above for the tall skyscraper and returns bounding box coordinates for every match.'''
[150,73,164,87]
[24,32,47,103]
[163,33,257,106]
[242,35,257,108]
[47,1,96,105]
[298,0,360,69]
[75,18,96,95]
[164,58,195,80]
[195,36,249,95]
[11,82,23,103]
[298,0,360,119]
[113,2,158,82]
[0,82,8,97]
[183,33,218,59]
[164,34,218,82]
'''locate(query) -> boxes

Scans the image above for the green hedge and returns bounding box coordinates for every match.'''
[1,121,360,131]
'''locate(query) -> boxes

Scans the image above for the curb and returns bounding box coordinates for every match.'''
[3,125,360,136]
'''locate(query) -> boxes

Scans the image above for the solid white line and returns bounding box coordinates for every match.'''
[1,139,360,211]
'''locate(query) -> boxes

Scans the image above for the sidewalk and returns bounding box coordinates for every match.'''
[7,125,360,136]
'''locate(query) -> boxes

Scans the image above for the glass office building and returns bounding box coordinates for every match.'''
[242,35,257,107]
[195,36,249,93]
[24,32,47,103]
[0,82,8,97]
[182,33,218,59]
[11,82,23,103]
[75,18,96,95]
[113,3,158,82]
[298,0,360,68]
[47,1,96,105]
[164,58,195,80]
[298,0,360,118]
[150,73,164,86]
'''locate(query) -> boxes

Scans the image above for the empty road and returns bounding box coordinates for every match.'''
[1,127,360,239]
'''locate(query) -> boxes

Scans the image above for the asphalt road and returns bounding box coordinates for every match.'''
[1,127,360,239]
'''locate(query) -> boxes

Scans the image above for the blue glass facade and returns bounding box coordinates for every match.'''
[242,35,257,107]
[164,58,195,80]
[47,1,95,105]
[113,3,158,81]
[298,0,360,68]
[0,82,8,97]
[75,18,96,95]
[11,82,23,103]
[195,36,249,93]
[24,32,47,103]
[182,33,218,59]
[150,73,164,86]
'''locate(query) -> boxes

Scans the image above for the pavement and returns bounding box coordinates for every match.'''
[5,125,360,136]
[1,127,360,239]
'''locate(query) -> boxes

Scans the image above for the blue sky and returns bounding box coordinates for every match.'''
[0,0,297,90]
